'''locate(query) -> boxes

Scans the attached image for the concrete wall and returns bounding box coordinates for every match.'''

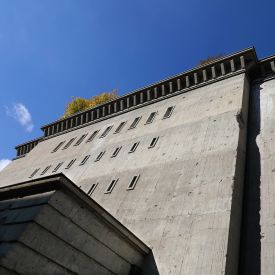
[0,186,148,274]
[240,77,275,275]
[0,73,250,274]
[256,78,275,275]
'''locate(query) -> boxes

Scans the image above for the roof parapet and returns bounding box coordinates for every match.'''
[250,54,275,81]
[15,136,43,158]
[40,48,257,139]
[15,47,275,158]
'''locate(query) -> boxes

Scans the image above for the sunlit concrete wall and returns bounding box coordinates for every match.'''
[0,73,249,274]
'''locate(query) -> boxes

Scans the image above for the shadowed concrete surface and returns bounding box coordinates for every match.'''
[0,175,152,275]
[239,80,261,274]
[0,48,275,274]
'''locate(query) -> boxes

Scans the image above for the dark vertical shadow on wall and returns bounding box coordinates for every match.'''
[141,251,159,275]
[239,84,261,275]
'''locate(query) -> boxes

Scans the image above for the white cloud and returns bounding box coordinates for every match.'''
[6,103,34,132]
[0,159,11,172]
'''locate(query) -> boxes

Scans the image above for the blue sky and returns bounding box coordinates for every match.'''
[0,0,275,168]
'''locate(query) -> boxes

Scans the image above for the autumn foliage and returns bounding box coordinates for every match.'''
[198,54,223,66]
[63,90,118,118]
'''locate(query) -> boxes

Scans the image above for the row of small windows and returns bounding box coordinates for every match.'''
[30,137,159,177]
[29,171,140,195]
[88,175,140,196]
[51,106,174,153]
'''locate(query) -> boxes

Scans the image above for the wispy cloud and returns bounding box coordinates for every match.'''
[0,159,11,172]
[6,103,34,132]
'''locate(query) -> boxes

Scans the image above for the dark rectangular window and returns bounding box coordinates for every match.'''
[100,126,113,138]
[129,142,139,153]
[52,162,63,172]
[86,130,99,143]
[145,112,157,124]
[163,106,175,119]
[127,175,140,190]
[74,134,87,146]
[63,138,76,149]
[80,155,90,165]
[65,159,76,169]
[149,137,159,148]
[40,165,51,175]
[51,141,65,153]
[95,151,105,162]
[129,117,141,129]
[105,178,118,194]
[87,183,98,196]
[29,168,40,178]
[111,146,122,158]
[114,121,126,134]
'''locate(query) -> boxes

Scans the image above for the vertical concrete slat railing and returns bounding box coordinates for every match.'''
[185,75,190,88]
[270,61,275,73]
[177,78,182,91]
[15,137,43,158]
[39,49,257,139]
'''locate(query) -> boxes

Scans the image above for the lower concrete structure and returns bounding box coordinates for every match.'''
[0,175,151,274]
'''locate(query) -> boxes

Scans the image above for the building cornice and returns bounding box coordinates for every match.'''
[14,47,275,158]
[14,136,43,159]
[41,48,256,135]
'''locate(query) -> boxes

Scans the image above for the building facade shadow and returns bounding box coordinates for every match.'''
[239,83,261,275]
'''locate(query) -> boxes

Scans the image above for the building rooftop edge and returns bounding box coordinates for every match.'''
[14,136,44,149]
[13,47,275,157]
[40,47,256,129]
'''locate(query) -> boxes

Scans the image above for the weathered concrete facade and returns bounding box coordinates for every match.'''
[0,48,275,274]
[0,175,150,274]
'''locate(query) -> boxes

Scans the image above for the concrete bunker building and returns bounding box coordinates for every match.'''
[0,47,275,274]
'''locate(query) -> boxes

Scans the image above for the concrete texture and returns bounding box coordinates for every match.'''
[240,77,275,275]
[0,73,250,274]
[2,48,275,274]
[0,175,149,274]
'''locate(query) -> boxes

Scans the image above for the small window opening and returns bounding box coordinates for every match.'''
[74,134,87,146]
[163,106,175,119]
[87,183,98,196]
[65,159,76,169]
[63,138,76,149]
[127,175,140,190]
[51,141,65,153]
[86,130,99,143]
[95,151,105,162]
[114,121,126,134]
[52,162,63,172]
[129,117,141,129]
[105,178,118,194]
[129,142,139,153]
[100,126,113,138]
[80,155,90,165]
[149,137,159,148]
[29,168,40,178]
[111,146,122,158]
[40,165,51,175]
[145,112,157,124]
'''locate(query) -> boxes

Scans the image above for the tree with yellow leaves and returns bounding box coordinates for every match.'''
[198,54,223,66]
[63,89,118,118]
